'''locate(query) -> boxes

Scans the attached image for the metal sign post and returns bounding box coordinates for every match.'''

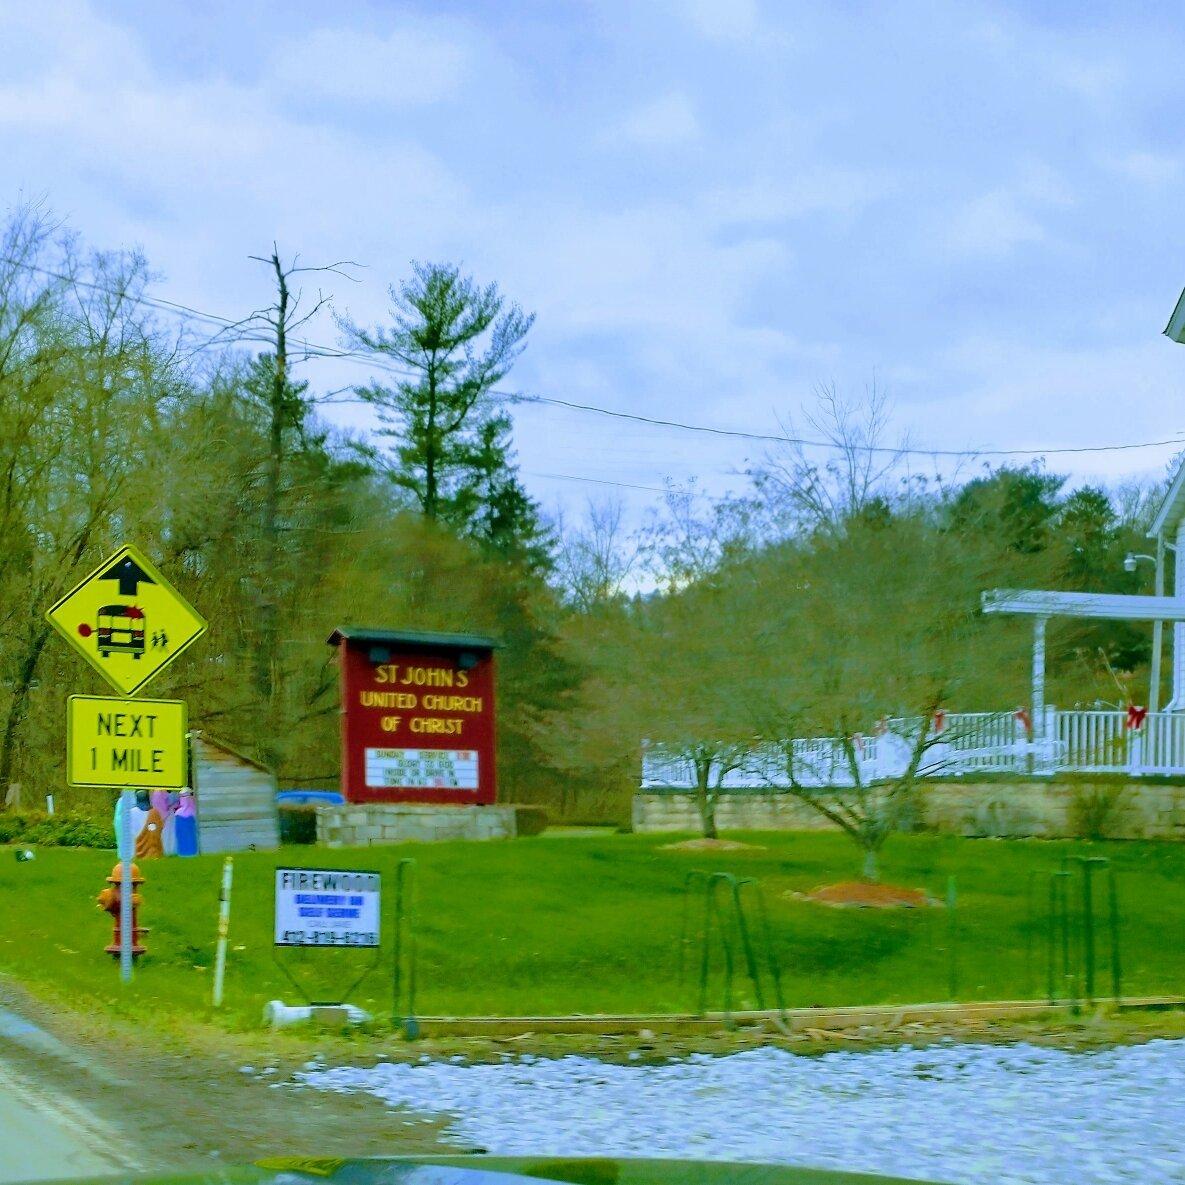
[119,787,134,983]
[45,543,207,987]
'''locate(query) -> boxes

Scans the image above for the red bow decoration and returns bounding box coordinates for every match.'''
[1015,706,1033,736]
[1126,704,1148,731]
[932,709,946,733]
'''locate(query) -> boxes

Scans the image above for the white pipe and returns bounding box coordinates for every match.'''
[264,1001,313,1027]
[211,856,234,1008]
[263,1000,372,1028]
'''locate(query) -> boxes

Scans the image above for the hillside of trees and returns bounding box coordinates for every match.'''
[0,209,1170,822]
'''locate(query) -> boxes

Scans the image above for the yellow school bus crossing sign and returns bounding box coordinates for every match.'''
[46,544,207,696]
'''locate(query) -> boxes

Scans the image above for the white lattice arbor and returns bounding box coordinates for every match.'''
[981,589,1185,742]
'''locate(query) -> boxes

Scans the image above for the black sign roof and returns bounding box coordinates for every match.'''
[327,626,498,651]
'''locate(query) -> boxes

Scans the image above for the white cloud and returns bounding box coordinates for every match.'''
[942,190,1047,260]
[615,93,700,147]
[1107,150,1182,188]
[941,162,1074,261]
[683,0,760,42]
[701,168,892,224]
[0,2,474,352]
[930,332,1185,477]
[0,0,145,84]
[267,21,472,109]
[3,0,1183,523]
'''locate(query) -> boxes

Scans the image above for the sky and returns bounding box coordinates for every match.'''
[3,0,1185,525]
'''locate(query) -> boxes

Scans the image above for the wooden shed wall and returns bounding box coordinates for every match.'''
[193,737,279,853]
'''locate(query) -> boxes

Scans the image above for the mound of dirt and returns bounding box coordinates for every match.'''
[794,881,937,909]
[659,837,765,852]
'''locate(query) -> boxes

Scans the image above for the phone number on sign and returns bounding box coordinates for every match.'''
[277,929,379,947]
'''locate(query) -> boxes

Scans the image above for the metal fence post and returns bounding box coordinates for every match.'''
[1081,860,1096,1005]
[946,876,959,1000]
[1047,869,1075,1007]
[678,870,710,989]
[1108,866,1123,1005]
[211,856,234,1008]
[729,878,764,1010]
[391,858,419,1039]
[1025,869,1041,998]
[705,876,736,1026]
[685,872,786,1027]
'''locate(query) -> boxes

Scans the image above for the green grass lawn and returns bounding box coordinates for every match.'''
[1,832,1182,1036]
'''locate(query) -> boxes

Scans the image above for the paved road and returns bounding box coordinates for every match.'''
[0,1054,134,1182]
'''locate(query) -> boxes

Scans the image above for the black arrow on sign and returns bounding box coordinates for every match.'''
[99,556,155,598]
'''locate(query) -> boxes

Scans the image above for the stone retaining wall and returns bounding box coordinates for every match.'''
[634,780,1185,840]
[633,793,836,834]
[317,803,517,847]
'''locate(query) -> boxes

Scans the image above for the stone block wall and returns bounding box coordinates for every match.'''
[632,793,836,833]
[633,781,1185,840]
[316,803,517,847]
[923,780,1185,840]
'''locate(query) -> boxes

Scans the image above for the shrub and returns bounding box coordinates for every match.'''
[512,804,549,837]
[0,810,112,848]
[1067,784,1129,841]
[278,804,318,845]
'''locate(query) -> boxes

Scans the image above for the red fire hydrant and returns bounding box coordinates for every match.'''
[96,862,149,959]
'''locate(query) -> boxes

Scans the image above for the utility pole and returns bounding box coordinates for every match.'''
[258,251,289,711]
[245,247,358,764]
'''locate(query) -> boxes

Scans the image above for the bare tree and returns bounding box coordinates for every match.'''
[239,249,358,759]
[553,498,639,610]
[0,223,172,792]
[735,511,1039,879]
[750,383,911,537]
[641,481,764,591]
[544,572,755,838]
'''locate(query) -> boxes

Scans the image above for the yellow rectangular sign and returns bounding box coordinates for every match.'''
[66,695,189,789]
[46,543,207,697]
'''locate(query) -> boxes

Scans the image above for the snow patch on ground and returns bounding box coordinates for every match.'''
[297,1040,1185,1185]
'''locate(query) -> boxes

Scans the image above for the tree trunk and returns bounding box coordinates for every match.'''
[0,625,50,799]
[254,252,290,771]
[423,361,439,519]
[861,845,879,882]
[700,802,718,840]
[696,777,718,839]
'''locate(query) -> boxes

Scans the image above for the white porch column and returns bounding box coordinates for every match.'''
[1170,520,1185,711]
[1032,616,1047,740]
[1150,533,1165,713]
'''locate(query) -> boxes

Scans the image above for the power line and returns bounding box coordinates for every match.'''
[1,255,245,335]
[508,394,1185,459]
[277,338,1185,461]
[6,251,1184,462]
[526,471,671,493]
[318,358,1185,460]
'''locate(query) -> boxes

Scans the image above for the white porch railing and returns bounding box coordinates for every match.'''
[640,708,1185,790]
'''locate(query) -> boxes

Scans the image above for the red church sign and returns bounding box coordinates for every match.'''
[329,628,497,805]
